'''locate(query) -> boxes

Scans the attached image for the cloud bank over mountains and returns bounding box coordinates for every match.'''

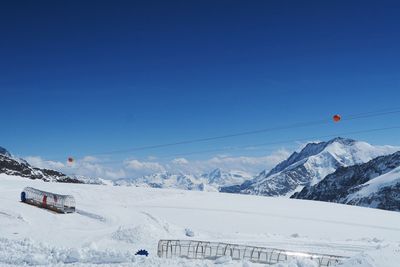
[25,149,291,180]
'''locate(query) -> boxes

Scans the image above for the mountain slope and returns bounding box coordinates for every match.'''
[0,146,11,157]
[0,147,82,183]
[292,151,400,211]
[221,137,399,197]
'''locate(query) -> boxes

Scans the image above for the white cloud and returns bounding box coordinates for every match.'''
[162,149,291,175]
[104,169,126,180]
[25,156,66,170]
[171,158,189,165]
[199,149,290,174]
[125,159,165,172]
[82,156,99,163]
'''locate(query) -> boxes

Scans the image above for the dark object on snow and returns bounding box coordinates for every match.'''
[21,191,26,202]
[21,187,76,213]
[135,249,149,257]
[185,228,194,237]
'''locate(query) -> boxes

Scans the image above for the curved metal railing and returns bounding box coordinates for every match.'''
[157,239,347,266]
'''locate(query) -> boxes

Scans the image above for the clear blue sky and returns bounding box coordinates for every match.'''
[1,0,400,162]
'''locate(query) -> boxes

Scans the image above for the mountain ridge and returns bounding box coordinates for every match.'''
[113,168,253,191]
[221,137,399,197]
[291,151,400,211]
[0,148,82,183]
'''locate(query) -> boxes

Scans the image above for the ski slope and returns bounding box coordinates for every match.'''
[1,174,400,267]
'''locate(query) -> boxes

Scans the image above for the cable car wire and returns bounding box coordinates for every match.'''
[42,106,400,162]
[87,107,400,156]
[92,125,400,165]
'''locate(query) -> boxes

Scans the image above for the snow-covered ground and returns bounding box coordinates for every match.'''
[1,174,400,267]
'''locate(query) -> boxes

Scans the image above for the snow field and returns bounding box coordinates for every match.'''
[1,174,400,266]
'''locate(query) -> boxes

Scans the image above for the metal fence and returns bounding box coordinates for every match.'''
[21,187,76,213]
[158,240,347,266]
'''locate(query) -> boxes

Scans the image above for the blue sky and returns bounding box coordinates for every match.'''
[1,1,400,175]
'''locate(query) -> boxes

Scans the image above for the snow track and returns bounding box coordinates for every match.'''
[0,210,25,221]
[76,209,107,223]
[135,204,400,232]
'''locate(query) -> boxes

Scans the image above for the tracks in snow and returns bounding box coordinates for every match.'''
[76,209,107,222]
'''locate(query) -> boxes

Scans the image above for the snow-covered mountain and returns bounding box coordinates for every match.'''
[113,172,211,191]
[0,146,11,157]
[113,168,252,191]
[221,137,399,197]
[292,151,400,211]
[0,146,82,183]
[200,168,252,187]
[72,175,110,185]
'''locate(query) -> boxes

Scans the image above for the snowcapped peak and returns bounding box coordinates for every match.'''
[222,138,400,197]
[208,168,222,178]
[0,146,12,157]
[327,137,356,145]
[301,138,399,183]
[71,175,107,185]
[270,137,392,177]
[267,140,330,176]
[201,168,252,187]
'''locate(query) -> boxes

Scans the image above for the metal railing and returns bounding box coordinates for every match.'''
[157,240,347,266]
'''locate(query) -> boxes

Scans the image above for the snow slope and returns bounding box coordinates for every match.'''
[345,165,400,209]
[1,174,400,266]
[348,166,400,198]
